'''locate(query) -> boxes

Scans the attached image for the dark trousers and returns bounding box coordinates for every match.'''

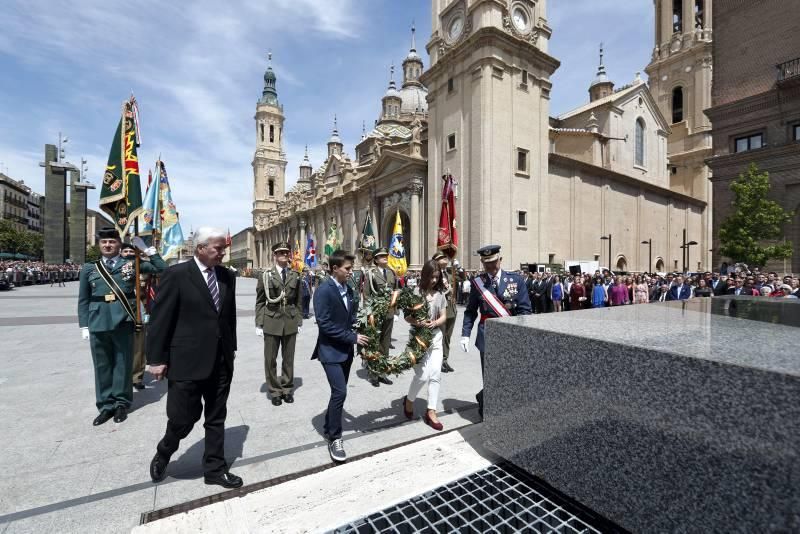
[157,353,232,476]
[132,325,146,384]
[442,313,457,362]
[263,333,296,397]
[321,356,353,440]
[89,324,134,411]
[302,295,311,318]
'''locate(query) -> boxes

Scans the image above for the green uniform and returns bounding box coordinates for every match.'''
[364,265,398,356]
[131,255,167,384]
[255,266,303,397]
[441,267,458,362]
[78,255,164,412]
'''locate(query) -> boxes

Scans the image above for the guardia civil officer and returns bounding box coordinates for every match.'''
[460,245,531,419]
[255,242,303,406]
[78,228,164,426]
[362,247,396,387]
[433,251,457,373]
[119,241,167,390]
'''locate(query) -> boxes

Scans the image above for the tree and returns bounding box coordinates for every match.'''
[718,163,794,268]
[86,244,101,262]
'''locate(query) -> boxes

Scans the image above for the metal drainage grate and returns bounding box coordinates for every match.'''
[329,462,623,534]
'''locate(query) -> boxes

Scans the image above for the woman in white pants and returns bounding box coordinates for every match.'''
[403,259,447,431]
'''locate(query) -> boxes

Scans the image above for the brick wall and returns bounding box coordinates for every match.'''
[712,0,800,107]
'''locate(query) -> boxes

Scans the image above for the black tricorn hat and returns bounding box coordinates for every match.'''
[120,242,136,252]
[98,227,121,241]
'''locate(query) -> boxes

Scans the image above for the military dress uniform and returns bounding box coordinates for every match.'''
[363,247,397,386]
[77,230,164,424]
[255,242,303,405]
[462,245,532,418]
[127,245,167,389]
[433,251,458,373]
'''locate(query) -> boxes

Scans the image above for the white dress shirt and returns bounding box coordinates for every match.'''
[333,278,348,310]
[194,256,213,283]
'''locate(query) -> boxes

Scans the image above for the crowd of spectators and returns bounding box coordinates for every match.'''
[0,260,81,288]
[520,268,799,313]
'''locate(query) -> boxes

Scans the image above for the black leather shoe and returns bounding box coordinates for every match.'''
[370,379,380,387]
[271,396,282,406]
[150,453,169,483]
[204,471,243,489]
[93,410,113,426]
[379,376,393,385]
[133,381,145,390]
[113,406,128,423]
[475,391,484,420]
[282,393,294,403]
[442,361,455,373]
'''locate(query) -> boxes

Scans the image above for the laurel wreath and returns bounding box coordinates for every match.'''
[356,287,434,377]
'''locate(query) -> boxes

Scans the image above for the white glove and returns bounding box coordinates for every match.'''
[131,236,156,256]
[298,326,303,334]
[255,327,263,337]
[460,336,470,352]
[81,327,90,341]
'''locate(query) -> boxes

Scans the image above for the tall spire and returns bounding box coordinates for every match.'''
[361,120,367,140]
[260,50,279,106]
[410,20,417,53]
[589,42,614,101]
[329,114,342,145]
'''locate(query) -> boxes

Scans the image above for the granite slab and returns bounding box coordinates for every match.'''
[483,297,800,533]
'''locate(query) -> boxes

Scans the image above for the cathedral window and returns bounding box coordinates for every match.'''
[672,0,683,33]
[447,133,457,151]
[269,125,275,143]
[635,118,646,167]
[694,0,704,29]
[447,78,454,93]
[268,180,275,196]
[260,124,264,142]
[517,211,528,228]
[521,70,529,88]
[672,86,684,123]
[517,148,529,173]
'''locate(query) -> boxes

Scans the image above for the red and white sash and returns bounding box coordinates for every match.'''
[471,275,510,318]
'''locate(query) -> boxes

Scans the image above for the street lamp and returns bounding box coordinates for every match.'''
[641,238,652,274]
[680,228,698,273]
[600,234,612,270]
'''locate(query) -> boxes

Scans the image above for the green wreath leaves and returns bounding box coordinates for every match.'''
[356,287,434,377]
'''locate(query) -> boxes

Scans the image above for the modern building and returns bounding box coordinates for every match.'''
[252,0,714,273]
[27,190,43,233]
[0,172,34,233]
[705,0,800,273]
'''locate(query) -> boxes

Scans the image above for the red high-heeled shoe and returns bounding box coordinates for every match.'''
[402,396,414,420]
[423,411,444,431]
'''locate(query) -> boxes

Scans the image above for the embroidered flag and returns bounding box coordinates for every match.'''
[305,233,317,268]
[436,173,458,258]
[387,209,407,277]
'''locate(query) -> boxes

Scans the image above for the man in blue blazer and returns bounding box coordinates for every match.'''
[312,250,368,463]
[667,275,692,301]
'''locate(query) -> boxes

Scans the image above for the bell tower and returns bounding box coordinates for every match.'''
[421,0,559,269]
[645,0,713,268]
[252,52,288,217]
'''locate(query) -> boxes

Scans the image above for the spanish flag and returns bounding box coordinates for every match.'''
[387,209,407,277]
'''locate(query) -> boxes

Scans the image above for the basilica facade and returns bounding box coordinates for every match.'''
[251,0,713,273]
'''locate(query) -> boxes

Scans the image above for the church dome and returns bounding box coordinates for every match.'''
[399,85,428,113]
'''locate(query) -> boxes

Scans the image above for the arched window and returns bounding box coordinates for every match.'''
[655,258,665,272]
[260,124,264,142]
[635,118,646,167]
[672,0,683,33]
[269,125,274,143]
[672,86,684,123]
[616,256,628,272]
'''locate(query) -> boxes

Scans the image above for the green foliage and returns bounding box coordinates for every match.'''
[0,220,43,258]
[86,244,101,262]
[718,163,794,268]
[357,287,434,377]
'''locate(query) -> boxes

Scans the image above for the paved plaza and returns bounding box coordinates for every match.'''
[0,278,482,533]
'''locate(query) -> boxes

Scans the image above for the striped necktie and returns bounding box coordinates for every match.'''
[206,268,220,312]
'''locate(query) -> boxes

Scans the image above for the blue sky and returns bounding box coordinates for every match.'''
[0,0,652,235]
